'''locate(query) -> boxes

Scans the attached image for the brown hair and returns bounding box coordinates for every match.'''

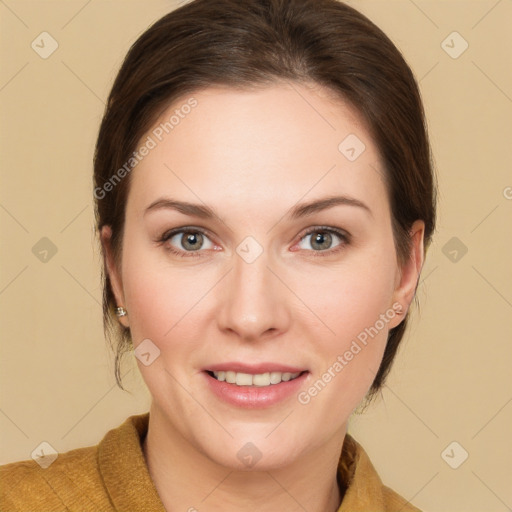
[94,0,436,399]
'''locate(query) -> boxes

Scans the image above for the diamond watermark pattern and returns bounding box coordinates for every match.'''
[441,441,469,469]
[441,31,468,59]
[32,237,58,263]
[237,442,262,468]
[236,236,263,264]
[338,134,366,162]
[31,32,59,59]
[134,338,161,366]
[31,441,58,469]
[442,237,468,263]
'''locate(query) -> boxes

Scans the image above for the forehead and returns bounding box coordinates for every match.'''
[127,83,388,221]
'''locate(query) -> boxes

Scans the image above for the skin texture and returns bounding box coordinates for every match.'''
[101,83,425,512]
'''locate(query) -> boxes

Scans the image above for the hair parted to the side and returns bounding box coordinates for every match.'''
[93,0,436,400]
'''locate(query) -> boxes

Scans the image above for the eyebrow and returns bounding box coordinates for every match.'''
[144,195,372,220]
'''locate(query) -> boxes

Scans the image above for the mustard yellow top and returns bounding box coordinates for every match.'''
[0,413,420,511]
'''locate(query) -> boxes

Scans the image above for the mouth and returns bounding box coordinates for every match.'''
[206,370,306,387]
[202,362,309,407]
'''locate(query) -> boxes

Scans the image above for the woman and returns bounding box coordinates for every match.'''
[1,0,435,510]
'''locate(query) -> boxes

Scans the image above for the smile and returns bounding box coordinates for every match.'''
[208,370,302,387]
[203,363,309,407]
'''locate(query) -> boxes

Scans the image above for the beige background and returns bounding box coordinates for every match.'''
[1,1,511,510]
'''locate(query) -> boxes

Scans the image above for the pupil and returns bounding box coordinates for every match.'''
[184,232,201,250]
[312,232,331,250]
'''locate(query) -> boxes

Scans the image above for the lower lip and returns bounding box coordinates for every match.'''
[204,371,308,409]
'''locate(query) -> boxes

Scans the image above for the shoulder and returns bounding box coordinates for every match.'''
[0,413,152,512]
[381,485,422,511]
[338,434,422,512]
[0,441,109,511]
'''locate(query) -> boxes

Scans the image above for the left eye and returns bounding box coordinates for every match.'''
[297,228,346,252]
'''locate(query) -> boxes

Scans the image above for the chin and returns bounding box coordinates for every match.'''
[206,439,304,472]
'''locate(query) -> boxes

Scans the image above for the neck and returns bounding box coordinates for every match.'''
[142,404,345,512]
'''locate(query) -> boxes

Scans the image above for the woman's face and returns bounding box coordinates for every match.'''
[103,83,423,470]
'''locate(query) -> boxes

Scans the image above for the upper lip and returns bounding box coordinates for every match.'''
[204,362,307,374]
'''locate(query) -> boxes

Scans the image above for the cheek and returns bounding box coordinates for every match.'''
[120,229,204,348]
[297,248,397,346]
[293,247,397,403]
[123,266,207,350]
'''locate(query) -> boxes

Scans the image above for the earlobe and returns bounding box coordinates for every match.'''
[389,220,425,328]
[100,226,129,327]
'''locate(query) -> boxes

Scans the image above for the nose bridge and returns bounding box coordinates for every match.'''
[217,241,288,340]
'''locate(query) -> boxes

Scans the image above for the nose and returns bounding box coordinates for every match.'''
[216,245,291,342]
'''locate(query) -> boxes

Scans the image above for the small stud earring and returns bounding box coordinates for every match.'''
[115,306,128,317]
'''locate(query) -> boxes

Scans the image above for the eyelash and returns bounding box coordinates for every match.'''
[158,225,350,259]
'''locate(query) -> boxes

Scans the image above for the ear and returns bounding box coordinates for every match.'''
[388,220,425,329]
[100,225,129,328]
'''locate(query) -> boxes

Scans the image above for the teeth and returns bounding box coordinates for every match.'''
[270,372,282,384]
[212,370,301,386]
[252,373,270,386]
[235,372,253,386]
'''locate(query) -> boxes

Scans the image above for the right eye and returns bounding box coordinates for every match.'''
[160,227,216,257]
